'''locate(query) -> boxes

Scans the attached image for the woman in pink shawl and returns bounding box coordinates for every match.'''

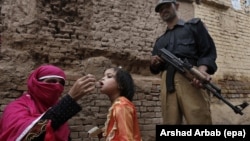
[0,64,96,141]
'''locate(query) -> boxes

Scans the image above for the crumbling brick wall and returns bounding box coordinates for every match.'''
[0,0,250,141]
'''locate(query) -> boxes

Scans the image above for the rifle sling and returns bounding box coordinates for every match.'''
[166,65,176,93]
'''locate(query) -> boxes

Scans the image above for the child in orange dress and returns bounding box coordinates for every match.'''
[97,67,142,141]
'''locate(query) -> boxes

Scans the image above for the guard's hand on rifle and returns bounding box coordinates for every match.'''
[150,55,165,67]
[191,65,212,88]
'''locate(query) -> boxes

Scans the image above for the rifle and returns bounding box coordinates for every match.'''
[158,48,249,115]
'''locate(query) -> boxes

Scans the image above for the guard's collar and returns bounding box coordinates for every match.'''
[167,19,185,30]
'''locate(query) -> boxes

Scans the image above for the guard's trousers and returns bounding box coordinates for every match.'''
[160,71,212,124]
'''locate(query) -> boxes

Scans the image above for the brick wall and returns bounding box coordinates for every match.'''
[0,0,250,141]
[194,0,250,98]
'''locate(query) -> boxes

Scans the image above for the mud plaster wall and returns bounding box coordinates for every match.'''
[0,0,250,141]
[193,0,250,125]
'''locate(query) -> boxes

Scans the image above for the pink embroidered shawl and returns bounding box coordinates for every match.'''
[0,64,70,141]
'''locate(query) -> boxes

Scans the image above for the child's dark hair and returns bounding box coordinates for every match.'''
[112,67,135,101]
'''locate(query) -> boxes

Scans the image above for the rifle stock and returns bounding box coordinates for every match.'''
[159,48,248,115]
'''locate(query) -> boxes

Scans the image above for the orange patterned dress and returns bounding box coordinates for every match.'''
[103,96,142,141]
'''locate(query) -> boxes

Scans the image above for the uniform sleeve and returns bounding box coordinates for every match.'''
[149,64,164,74]
[113,105,135,140]
[150,39,167,74]
[189,18,217,74]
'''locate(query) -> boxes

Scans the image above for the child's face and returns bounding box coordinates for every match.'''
[99,68,119,95]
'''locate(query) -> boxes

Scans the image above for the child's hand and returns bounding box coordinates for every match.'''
[98,132,103,139]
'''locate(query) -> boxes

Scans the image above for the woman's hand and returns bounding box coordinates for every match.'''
[68,74,96,101]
